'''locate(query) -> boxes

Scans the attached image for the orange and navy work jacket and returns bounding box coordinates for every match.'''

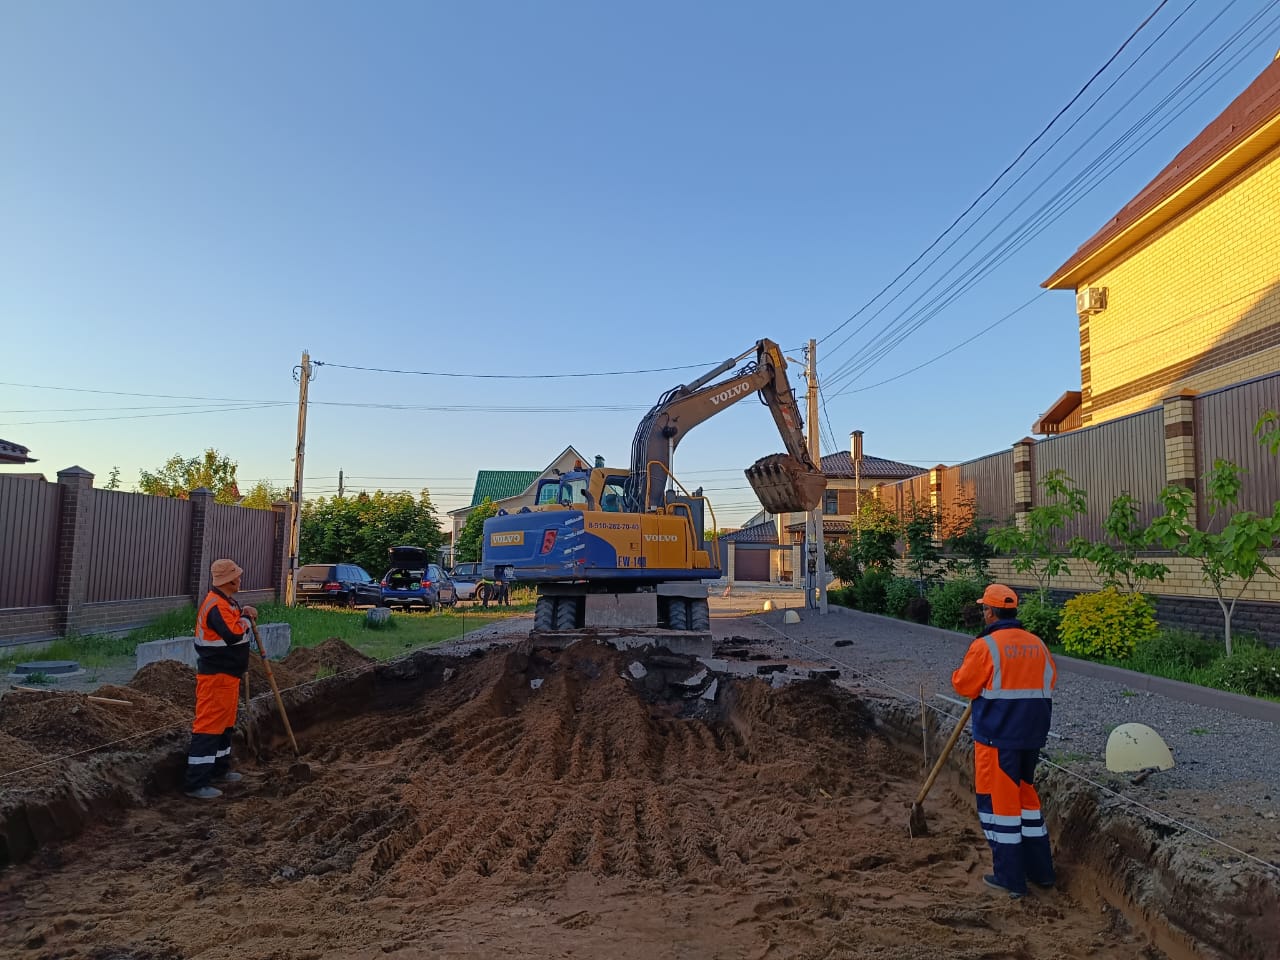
[952,618,1056,750]
[194,588,252,678]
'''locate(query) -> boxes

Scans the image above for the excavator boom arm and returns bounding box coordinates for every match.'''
[627,339,825,512]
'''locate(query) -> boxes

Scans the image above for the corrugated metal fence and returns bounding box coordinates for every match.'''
[956,451,1015,527]
[1033,407,1166,543]
[86,489,193,603]
[865,372,1278,540]
[1196,372,1280,532]
[209,502,276,590]
[0,476,61,607]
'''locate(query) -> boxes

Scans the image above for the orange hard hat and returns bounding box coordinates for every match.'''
[977,583,1019,609]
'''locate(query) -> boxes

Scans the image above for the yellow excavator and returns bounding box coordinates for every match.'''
[482,339,825,637]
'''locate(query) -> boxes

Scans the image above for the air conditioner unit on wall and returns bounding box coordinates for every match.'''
[1076,286,1107,315]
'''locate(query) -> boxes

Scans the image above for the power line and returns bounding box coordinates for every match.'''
[0,403,290,426]
[312,359,736,379]
[815,0,1174,351]
[822,0,1207,389]
[823,0,1278,392]
[829,292,1048,397]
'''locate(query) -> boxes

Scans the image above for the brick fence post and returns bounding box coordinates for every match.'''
[929,465,946,534]
[1162,388,1198,526]
[53,466,95,636]
[188,488,214,603]
[272,500,293,600]
[1013,438,1036,531]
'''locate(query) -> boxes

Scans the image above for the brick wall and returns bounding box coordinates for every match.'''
[0,470,287,647]
[0,607,60,645]
[1082,143,1280,425]
[1006,585,1280,646]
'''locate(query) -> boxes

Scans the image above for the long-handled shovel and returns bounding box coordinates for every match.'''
[249,624,300,756]
[908,700,972,838]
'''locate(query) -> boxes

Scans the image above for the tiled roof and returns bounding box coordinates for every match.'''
[1045,55,1280,288]
[820,452,927,479]
[718,521,778,544]
[785,518,854,534]
[0,439,35,464]
[469,470,540,507]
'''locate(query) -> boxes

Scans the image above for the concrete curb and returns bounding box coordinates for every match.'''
[824,604,1280,725]
[134,623,291,671]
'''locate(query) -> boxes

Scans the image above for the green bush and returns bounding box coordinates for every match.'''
[927,578,985,632]
[884,577,918,619]
[1059,588,1158,661]
[1017,592,1062,646]
[1129,629,1219,674]
[828,585,856,608]
[1205,642,1280,699]
[853,568,892,614]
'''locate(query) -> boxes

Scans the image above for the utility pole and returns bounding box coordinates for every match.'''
[805,339,828,614]
[338,469,344,499]
[286,350,312,607]
[853,429,864,533]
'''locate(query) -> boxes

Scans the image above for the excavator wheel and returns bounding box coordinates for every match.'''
[554,597,580,631]
[534,596,556,632]
[664,597,691,631]
[688,598,710,632]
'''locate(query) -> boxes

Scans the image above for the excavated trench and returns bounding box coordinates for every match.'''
[0,639,1274,960]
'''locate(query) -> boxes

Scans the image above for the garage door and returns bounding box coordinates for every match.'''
[734,548,770,582]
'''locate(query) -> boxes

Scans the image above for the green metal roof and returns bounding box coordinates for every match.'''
[470,470,541,507]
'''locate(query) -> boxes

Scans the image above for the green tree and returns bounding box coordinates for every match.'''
[105,466,122,491]
[240,480,286,511]
[1068,492,1168,593]
[300,489,445,575]
[139,449,240,504]
[903,500,942,591]
[987,469,1087,599]
[1148,453,1280,657]
[454,498,499,563]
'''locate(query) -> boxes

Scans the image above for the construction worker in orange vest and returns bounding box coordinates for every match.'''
[951,584,1057,899]
[184,558,257,799]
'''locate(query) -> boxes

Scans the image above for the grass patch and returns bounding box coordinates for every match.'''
[0,606,201,674]
[0,598,531,677]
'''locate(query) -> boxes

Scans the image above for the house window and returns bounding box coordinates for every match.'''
[823,491,839,515]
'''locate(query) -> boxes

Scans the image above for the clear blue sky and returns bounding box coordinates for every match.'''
[3,1,1277,527]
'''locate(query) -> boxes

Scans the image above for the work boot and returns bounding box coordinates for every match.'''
[982,874,1024,899]
[213,771,243,783]
[184,786,223,800]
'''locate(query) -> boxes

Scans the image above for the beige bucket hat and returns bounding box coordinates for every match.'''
[210,558,244,587]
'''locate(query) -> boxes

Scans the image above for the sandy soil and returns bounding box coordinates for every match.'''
[0,639,1168,960]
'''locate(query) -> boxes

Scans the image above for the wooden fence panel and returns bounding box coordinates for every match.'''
[1195,372,1280,533]
[208,504,277,590]
[1033,407,1165,543]
[0,476,61,607]
[86,490,193,603]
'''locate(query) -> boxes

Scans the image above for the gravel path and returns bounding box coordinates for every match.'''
[711,596,1280,868]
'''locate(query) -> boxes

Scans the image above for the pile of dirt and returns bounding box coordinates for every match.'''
[0,686,188,756]
[0,731,44,776]
[125,661,197,708]
[280,638,375,679]
[0,642,1190,959]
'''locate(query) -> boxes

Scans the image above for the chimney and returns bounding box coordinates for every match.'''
[850,430,864,464]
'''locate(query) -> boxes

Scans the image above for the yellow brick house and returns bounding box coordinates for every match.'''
[1039,54,1280,432]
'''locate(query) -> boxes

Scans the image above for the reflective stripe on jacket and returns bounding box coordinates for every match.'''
[951,618,1056,750]
[194,588,252,677]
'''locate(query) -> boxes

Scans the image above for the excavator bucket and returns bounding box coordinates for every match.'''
[745,454,828,514]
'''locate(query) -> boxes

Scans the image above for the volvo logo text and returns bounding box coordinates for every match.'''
[709,382,752,406]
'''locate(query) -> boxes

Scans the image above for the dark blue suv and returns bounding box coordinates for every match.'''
[380,547,457,612]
